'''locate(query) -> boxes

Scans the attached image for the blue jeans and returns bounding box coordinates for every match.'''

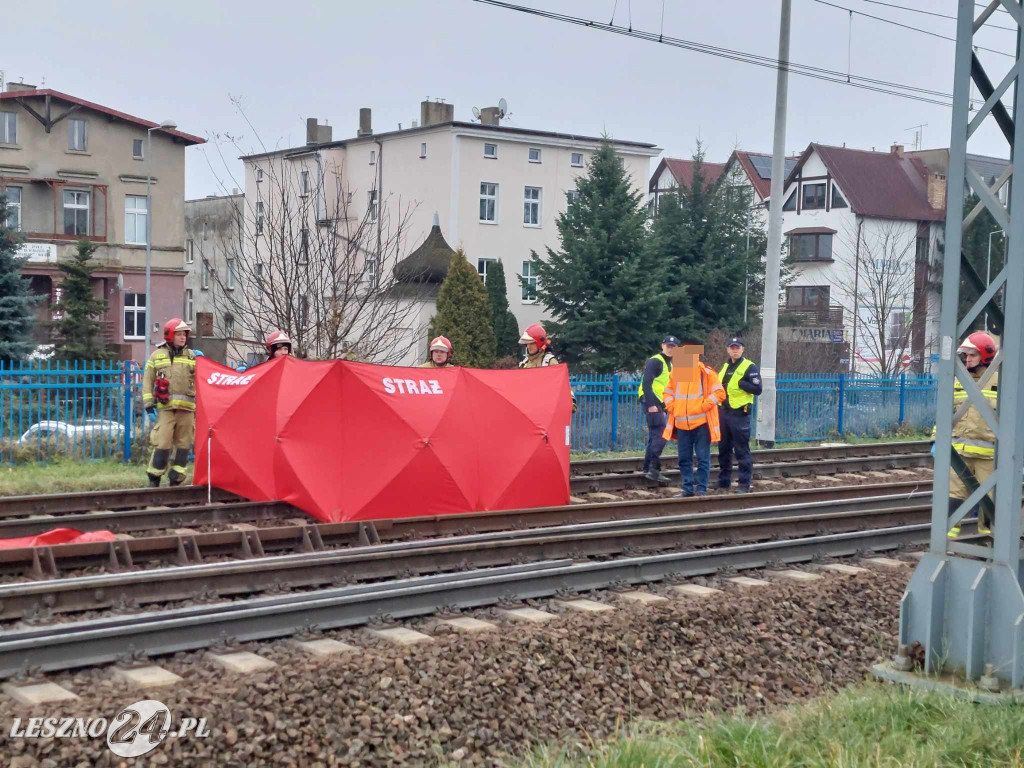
[677,422,711,495]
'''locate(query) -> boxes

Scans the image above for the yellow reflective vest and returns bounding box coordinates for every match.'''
[143,344,197,411]
[637,354,672,404]
[718,358,755,409]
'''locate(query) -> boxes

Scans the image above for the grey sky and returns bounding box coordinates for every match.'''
[7,0,1012,199]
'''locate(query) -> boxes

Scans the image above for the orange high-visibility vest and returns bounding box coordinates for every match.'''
[662,361,725,443]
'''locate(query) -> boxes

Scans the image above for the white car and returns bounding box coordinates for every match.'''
[18,420,125,447]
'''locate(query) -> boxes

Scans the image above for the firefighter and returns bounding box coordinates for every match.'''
[945,331,999,537]
[143,318,197,488]
[420,336,453,368]
[519,324,577,412]
[717,337,762,493]
[638,335,679,484]
[266,330,292,361]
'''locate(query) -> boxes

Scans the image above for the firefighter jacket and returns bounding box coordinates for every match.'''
[418,360,451,369]
[143,343,197,411]
[948,366,999,458]
[519,350,558,369]
[662,361,726,442]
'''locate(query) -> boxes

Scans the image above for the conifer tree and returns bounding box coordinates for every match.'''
[0,194,37,363]
[484,260,520,358]
[52,239,114,362]
[429,250,497,368]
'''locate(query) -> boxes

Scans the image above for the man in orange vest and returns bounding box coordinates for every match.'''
[662,339,726,497]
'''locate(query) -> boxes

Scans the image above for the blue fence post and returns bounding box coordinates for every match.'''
[123,360,133,463]
[610,374,619,452]
[837,373,845,435]
[898,373,906,425]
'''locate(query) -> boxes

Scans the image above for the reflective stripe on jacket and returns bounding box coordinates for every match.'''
[662,361,725,443]
[718,358,755,409]
[951,368,998,457]
[519,351,558,369]
[143,344,197,411]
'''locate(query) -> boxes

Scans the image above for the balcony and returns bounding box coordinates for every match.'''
[781,304,844,327]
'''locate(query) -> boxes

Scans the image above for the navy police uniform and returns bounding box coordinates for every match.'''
[717,337,762,492]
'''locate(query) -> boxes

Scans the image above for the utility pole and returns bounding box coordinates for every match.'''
[756,0,791,447]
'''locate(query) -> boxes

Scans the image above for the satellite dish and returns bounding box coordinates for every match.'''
[472,106,481,120]
[498,98,508,117]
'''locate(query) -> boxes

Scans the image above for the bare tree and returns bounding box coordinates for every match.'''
[835,220,931,376]
[199,114,428,364]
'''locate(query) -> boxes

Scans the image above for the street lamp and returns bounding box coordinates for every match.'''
[144,119,177,366]
[986,228,1003,332]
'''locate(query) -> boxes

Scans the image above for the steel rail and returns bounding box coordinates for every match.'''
[0,496,930,620]
[0,485,932,578]
[0,524,929,678]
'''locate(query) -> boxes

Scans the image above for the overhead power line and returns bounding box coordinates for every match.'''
[472,0,980,108]
[858,0,1016,32]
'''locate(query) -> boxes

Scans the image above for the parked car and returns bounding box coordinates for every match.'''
[17,420,125,447]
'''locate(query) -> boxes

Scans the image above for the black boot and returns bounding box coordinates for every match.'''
[147,473,161,488]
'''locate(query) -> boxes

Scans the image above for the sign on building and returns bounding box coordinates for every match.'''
[779,327,846,344]
[16,243,58,263]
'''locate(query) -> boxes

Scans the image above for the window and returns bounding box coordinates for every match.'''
[484,142,497,159]
[419,142,427,158]
[255,201,264,235]
[477,258,496,280]
[479,182,498,222]
[124,195,148,245]
[831,185,847,208]
[132,139,144,159]
[201,260,211,290]
[0,112,16,144]
[123,293,146,340]
[528,147,541,163]
[802,183,826,210]
[782,190,796,211]
[369,150,376,165]
[300,170,310,196]
[68,119,87,151]
[298,229,309,264]
[224,314,235,338]
[185,239,194,264]
[566,190,579,206]
[916,235,929,264]
[367,191,378,222]
[888,310,910,347]
[184,289,194,324]
[298,295,310,327]
[786,285,830,308]
[256,168,264,183]
[255,262,264,290]
[226,258,237,290]
[571,152,583,167]
[63,190,90,236]
[521,260,538,302]
[523,186,541,226]
[789,233,833,261]
[4,187,21,230]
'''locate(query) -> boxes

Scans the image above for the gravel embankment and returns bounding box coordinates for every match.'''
[0,566,910,767]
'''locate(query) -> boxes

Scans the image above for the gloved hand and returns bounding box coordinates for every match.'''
[701,399,716,413]
[146,406,156,416]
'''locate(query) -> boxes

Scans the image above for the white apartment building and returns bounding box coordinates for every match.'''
[239,100,660,365]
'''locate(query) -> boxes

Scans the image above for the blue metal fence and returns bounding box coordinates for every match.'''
[0,361,939,461]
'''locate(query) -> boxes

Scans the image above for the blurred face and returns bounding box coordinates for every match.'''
[526,342,539,355]
[173,331,187,347]
[431,349,448,365]
[273,345,291,359]
[963,350,982,369]
[661,343,678,357]
[671,345,704,383]
[727,344,744,361]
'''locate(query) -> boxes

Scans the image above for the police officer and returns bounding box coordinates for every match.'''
[638,336,679,484]
[717,337,762,493]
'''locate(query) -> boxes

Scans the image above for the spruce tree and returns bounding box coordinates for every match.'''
[484,260,520,358]
[429,250,497,368]
[0,194,37,363]
[960,192,1004,334]
[52,239,115,362]
[528,141,679,373]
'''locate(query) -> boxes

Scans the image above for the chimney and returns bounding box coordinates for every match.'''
[927,172,947,211]
[5,82,36,93]
[420,100,454,127]
[891,143,905,159]
[306,118,332,145]
[357,108,372,137]
[479,107,501,126]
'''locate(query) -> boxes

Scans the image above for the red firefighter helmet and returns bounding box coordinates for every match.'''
[266,330,293,356]
[162,318,191,345]
[429,335,452,362]
[518,323,550,350]
[959,331,997,366]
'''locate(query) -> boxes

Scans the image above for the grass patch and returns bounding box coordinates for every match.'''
[521,681,1024,768]
[0,458,193,497]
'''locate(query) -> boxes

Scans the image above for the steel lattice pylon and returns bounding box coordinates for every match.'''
[880,0,1024,696]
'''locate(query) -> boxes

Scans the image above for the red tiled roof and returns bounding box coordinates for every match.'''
[786,143,943,221]
[650,157,726,192]
[0,89,205,145]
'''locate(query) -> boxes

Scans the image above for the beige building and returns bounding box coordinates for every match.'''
[0,84,203,360]
[239,100,660,365]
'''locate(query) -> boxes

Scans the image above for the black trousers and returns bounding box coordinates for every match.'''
[718,406,753,488]
[643,411,668,473]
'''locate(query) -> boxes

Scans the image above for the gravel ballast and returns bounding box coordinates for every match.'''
[0,568,909,767]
